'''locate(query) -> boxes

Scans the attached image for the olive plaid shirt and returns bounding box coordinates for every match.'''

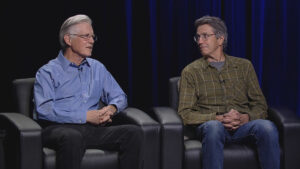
[178,55,268,125]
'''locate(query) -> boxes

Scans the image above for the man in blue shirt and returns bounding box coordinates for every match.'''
[34,14,143,169]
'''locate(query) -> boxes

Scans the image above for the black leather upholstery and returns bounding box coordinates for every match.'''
[152,76,300,169]
[0,129,5,169]
[0,78,160,169]
[43,148,119,169]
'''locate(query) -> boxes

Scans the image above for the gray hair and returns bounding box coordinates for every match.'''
[59,14,92,50]
[194,15,228,50]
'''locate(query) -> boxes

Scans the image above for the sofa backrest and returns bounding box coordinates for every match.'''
[169,76,180,111]
[12,78,35,118]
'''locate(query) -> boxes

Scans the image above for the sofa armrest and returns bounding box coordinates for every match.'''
[268,107,300,169]
[116,107,160,169]
[151,106,183,169]
[0,112,42,169]
[118,107,159,126]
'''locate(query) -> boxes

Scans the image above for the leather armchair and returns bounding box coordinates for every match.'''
[0,78,160,169]
[151,76,300,169]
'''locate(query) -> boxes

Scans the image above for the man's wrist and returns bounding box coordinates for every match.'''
[108,104,117,113]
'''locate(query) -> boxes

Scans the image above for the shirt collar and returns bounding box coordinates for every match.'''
[57,50,91,71]
[201,54,238,70]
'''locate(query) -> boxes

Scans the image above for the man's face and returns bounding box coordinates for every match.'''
[195,24,224,57]
[67,22,95,58]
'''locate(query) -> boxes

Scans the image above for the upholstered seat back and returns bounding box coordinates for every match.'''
[12,78,35,118]
[168,76,180,110]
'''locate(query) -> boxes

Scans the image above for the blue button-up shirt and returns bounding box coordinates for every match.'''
[34,51,127,124]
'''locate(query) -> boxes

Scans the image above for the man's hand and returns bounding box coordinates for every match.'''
[86,105,117,125]
[222,109,241,130]
[97,105,116,124]
[86,110,102,125]
[218,109,249,131]
[239,113,249,126]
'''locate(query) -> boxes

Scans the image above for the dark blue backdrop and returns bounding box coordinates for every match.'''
[124,0,300,116]
[1,0,299,116]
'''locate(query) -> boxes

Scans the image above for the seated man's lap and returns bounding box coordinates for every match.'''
[195,119,277,144]
[41,123,142,151]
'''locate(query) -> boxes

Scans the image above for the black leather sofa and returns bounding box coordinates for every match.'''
[0,78,160,169]
[151,76,300,169]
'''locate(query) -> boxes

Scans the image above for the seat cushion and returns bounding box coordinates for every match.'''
[223,143,261,169]
[184,140,202,169]
[184,140,261,169]
[43,148,119,169]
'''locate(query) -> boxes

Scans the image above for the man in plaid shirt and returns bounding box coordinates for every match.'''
[178,16,279,169]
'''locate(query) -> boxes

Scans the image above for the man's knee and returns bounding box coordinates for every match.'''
[253,119,278,138]
[203,120,224,132]
[55,127,84,147]
[197,120,225,140]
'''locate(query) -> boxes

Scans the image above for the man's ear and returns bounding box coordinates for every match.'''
[217,35,224,46]
[64,34,72,46]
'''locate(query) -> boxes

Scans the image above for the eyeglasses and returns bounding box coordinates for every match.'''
[69,34,98,41]
[193,33,215,42]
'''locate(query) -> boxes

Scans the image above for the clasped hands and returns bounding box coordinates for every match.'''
[216,109,249,131]
[86,105,117,125]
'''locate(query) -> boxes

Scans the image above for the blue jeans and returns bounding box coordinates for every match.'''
[196,119,280,169]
